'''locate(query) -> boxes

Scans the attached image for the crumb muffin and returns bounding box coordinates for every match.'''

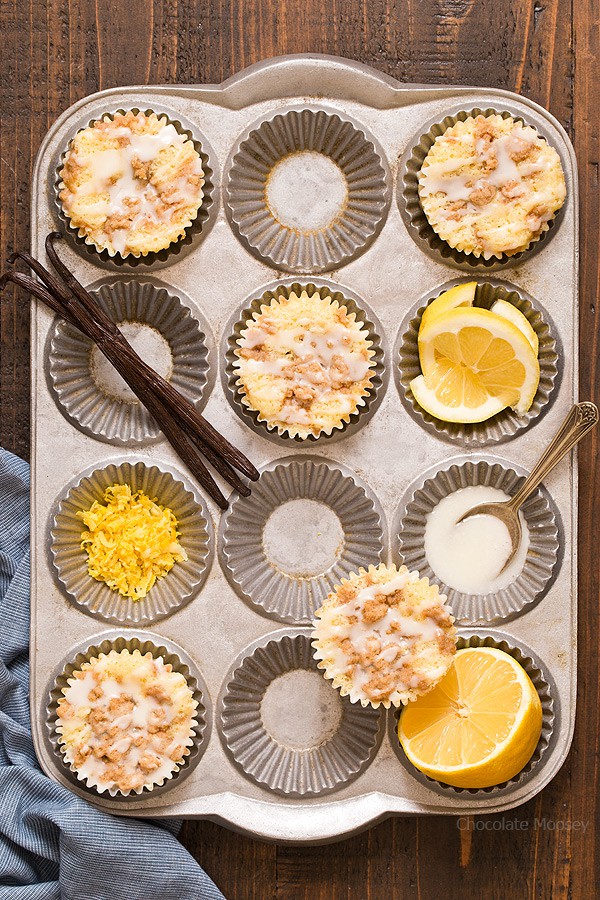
[56,648,197,794]
[58,111,205,256]
[233,290,376,438]
[418,114,566,259]
[312,564,456,708]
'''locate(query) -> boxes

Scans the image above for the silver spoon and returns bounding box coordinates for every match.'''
[457,402,598,575]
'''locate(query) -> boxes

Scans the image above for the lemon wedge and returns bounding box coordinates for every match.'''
[420,282,477,332]
[491,298,539,354]
[414,306,540,421]
[398,647,543,789]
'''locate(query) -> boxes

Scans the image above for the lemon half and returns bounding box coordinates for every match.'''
[398,647,543,789]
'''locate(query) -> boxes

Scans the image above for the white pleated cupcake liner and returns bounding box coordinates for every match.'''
[49,459,214,626]
[219,455,386,624]
[217,629,384,797]
[394,456,560,625]
[54,106,217,268]
[223,278,387,445]
[389,630,556,796]
[224,106,391,272]
[46,630,210,798]
[46,278,214,445]
[394,277,560,446]
[397,106,566,271]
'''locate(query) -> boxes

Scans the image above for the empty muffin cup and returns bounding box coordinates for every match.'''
[50,459,214,626]
[394,457,560,625]
[218,629,383,797]
[223,279,387,444]
[389,630,556,796]
[224,106,391,273]
[395,278,559,446]
[46,631,209,798]
[46,279,214,445]
[398,106,567,271]
[55,107,217,268]
[219,455,386,624]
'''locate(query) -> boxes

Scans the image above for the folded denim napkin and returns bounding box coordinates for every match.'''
[0,448,225,900]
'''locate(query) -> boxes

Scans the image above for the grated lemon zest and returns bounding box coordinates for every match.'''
[77,483,188,601]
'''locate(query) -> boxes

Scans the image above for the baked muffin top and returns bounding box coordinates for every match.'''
[56,648,197,793]
[418,114,566,259]
[59,111,204,256]
[234,290,376,439]
[312,564,456,708]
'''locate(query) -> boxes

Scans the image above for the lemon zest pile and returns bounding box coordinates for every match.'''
[77,483,188,601]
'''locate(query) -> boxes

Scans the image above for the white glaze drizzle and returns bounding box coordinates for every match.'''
[419,123,548,219]
[66,117,203,251]
[317,572,452,699]
[238,314,372,426]
[57,653,193,792]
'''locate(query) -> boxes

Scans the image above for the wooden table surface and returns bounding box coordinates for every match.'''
[1,1,597,897]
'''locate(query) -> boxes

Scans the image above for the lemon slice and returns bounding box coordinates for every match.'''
[491,299,539,354]
[415,307,540,421]
[420,282,477,332]
[398,647,543,788]
[409,374,506,423]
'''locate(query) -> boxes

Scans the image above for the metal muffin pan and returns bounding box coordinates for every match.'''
[30,55,578,842]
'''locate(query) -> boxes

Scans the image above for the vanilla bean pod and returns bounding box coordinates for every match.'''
[10,249,250,499]
[45,233,259,482]
[0,269,229,508]
[0,271,79,328]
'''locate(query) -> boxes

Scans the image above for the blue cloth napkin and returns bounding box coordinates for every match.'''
[0,449,225,900]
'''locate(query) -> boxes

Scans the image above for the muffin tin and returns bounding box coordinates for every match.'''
[29,55,578,842]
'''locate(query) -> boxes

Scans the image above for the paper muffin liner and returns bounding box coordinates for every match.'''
[46,278,214,445]
[390,630,557,796]
[223,278,387,444]
[393,456,560,625]
[54,107,217,268]
[49,459,214,626]
[46,631,210,798]
[395,278,560,446]
[398,107,566,271]
[219,455,386,624]
[217,628,383,797]
[224,106,391,273]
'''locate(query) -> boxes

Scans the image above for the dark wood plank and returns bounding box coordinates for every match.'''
[179,820,277,900]
[0,1,597,899]
[571,2,600,899]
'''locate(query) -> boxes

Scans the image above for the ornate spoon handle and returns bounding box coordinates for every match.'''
[508,402,598,511]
